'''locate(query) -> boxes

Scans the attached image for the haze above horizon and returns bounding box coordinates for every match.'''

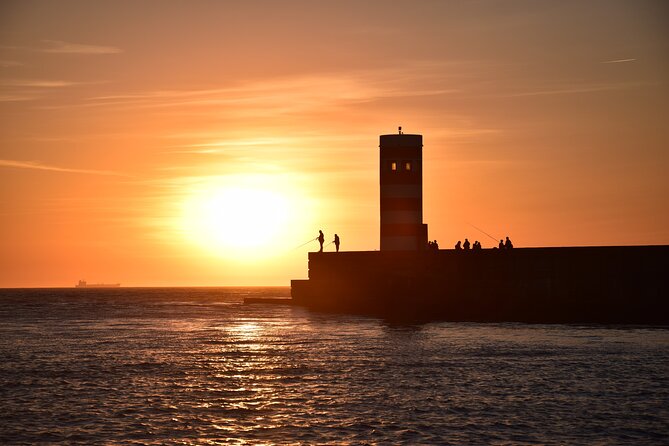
[1,0,668,287]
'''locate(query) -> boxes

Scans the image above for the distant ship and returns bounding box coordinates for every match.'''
[75,280,120,288]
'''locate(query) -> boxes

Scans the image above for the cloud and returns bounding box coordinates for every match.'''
[41,40,123,55]
[0,79,77,88]
[0,79,79,101]
[501,81,651,97]
[76,68,457,115]
[0,159,127,176]
[602,58,636,64]
[0,94,37,102]
[165,137,303,154]
[0,60,23,68]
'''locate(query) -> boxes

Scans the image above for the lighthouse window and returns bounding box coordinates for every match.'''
[390,161,397,171]
[404,161,412,171]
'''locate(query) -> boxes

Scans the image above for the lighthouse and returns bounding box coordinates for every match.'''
[379,128,428,250]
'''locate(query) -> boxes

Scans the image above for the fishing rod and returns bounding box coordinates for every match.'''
[292,237,318,250]
[466,222,499,243]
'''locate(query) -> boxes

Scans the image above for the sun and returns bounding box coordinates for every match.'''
[179,176,300,259]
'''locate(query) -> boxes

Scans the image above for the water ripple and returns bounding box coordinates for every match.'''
[1,287,668,444]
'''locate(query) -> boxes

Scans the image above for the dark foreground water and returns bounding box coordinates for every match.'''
[1,288,668,445]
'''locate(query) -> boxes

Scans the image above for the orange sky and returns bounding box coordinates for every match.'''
[1,1,668,287]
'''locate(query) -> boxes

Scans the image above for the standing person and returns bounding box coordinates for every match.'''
[333,234,340,252]
[499,239,504,250]
[455,241,462,250]
[463,238,471,250]
[318,230,325,252]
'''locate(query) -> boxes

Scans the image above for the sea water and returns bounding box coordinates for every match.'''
[1,287,668,444]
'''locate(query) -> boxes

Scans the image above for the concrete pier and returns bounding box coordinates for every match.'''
[291,245,669,324]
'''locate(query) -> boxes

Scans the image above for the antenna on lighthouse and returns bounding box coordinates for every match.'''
[398,126,403,135]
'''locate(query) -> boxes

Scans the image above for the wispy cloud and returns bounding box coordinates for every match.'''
[165,137,303,154]
[502,81,651,97]
[71,69,457,116]
[0,159,127,176]
[602,58,636,64]
[0,60,23,68]
[0,79,79,102]
[1,40,123,55]
[0,94,38,102]
[41,40,123,55]
[0,78,96,102]
[0,79,77,88]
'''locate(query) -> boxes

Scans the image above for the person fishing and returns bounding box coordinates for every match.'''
[318,230,325,252]
[333,234,340,252]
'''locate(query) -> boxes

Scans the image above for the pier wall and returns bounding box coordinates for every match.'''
[291,246,669,323]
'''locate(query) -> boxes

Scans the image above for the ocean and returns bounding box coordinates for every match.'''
[1,287,668,445]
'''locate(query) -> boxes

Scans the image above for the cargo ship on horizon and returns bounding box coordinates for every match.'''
[75,280,120,288]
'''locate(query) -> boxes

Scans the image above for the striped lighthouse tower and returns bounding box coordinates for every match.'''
[379,128,428,251]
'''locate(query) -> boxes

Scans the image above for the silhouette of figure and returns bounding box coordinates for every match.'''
[505,236,513,250]
[333,234,340,252]
[318,230,325,252]
[463,238,471,250]
[473,241,481,250]
[455,241,462,250]
[499,239,504,250]
[433,240,439,250]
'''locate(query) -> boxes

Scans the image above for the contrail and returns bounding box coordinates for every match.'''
[602,58,636,64]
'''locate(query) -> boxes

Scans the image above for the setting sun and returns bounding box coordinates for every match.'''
[178,175,307,260]
[1,0,667,288]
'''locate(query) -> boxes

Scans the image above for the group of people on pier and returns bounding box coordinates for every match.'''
[454,236,514,251]
[498,237,513,250]
[312,230,512,253]
[454,239,482,251]
[316,230,340,252]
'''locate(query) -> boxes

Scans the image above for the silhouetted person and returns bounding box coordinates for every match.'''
[455,241,462,250]
[505,236,513,250]
[473,241,481,250]
[333,234,340,252]
[433,240,439,250]
[318,230,325,252]
[463,238,470,250]
[499,239,504,249]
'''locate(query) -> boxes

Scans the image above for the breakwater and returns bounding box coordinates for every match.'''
[291,245,669,324]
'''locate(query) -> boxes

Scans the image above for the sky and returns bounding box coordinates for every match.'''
[1,0,668,287]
